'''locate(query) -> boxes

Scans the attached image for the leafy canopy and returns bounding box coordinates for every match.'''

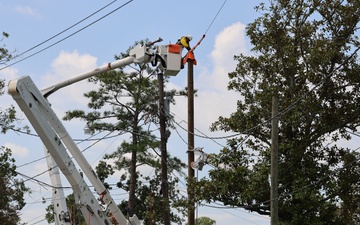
[195,1,360,224]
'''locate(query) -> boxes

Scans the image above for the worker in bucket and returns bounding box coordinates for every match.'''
[176,35,193,51]
[176,35,192,68]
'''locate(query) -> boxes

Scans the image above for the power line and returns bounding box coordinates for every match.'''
[29,218,47,225]
[6,0,119,64]
[0,0,134,71]
[17,130,115,168]
[14,122,161,177]
[174,120,225,147]
[204,0,228,35]
[203,203,266,225]
[14,131,118,186]
[171,112,229,145]
[17,171,69,189]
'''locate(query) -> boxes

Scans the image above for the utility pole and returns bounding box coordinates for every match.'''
[271,96,279,225]
[157,72,170,225]
[180,35,205,225]
[187,58,195,225]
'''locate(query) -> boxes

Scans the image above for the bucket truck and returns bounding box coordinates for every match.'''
[8,38,183,225]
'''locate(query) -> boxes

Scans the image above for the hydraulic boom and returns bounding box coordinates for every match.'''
[8,40,183,225]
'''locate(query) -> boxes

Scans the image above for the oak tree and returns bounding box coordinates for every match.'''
[196,1,360,224]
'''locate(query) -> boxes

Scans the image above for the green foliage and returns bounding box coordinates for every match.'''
[113,167,186,225]
[0,147,29,225]
[0,33,30,134]
[96,160,115,189]
[196,0,360,224]
[0,34,30,225]
[0,31,13,65]
[0,33,16,134]
[45,193,86,225]
[0,93,17,134]
[186,216,216,225]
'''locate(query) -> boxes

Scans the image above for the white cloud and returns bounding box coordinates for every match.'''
[211,22,248,66]
[42,50,99,112]
[15,5,40,18]
[205,21,248,92]
[0,67,19,80]
[50,50,98,80]
[4,142,29,157]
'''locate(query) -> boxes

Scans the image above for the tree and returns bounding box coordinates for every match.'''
[195,1,360,224]
[0,32,13,65]
[0,32,16,134]
[0,80,17,134]
[0,147,29,225]
[64,39,187,224]
[186,216,215,225]
[45,193,86,225]
[109,162,186,225]
[0,31,29,225]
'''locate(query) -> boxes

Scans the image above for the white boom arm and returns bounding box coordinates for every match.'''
[8,41,182,225]
[44,147,70,225]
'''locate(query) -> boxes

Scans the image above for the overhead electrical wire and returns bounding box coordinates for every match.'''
[202,203,265,225]
[204,0,228,35]
[17,171,68,189]
[90,130,120,166]
[25,215,46,225]
[29,218,47,225]
[171,113,227,146]
[16,124,161,168]
[14,131,117,186]
[172,122,188,146]
[14,125,167,190]
[17,130,112,168]
[6,0,119,64]
[15,123,163,191]
[0,0,134,71]
[210,201,270,220]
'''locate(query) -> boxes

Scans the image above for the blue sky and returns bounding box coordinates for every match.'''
[0,1,270,224]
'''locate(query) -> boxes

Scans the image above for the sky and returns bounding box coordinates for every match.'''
[0,0,271,224]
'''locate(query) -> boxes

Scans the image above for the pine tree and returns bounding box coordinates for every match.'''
[63,39,187,224]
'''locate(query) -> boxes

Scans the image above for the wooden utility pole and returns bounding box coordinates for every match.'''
[184,35,205,225]
[157,72,170,225]
[271,96,279,225]
[187,59,195,225]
